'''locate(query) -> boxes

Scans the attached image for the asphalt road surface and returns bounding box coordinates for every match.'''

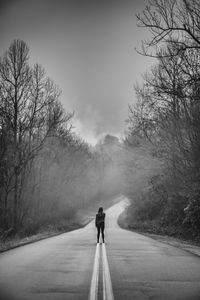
[0,196,200,300]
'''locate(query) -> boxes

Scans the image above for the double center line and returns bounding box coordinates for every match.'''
[88,243,114,300]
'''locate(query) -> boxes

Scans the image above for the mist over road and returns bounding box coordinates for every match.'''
[0,196,200,300]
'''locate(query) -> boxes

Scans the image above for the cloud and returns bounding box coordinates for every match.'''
[73,111,102,146]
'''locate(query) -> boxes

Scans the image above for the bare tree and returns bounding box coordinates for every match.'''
[127,40,200,235]
[136,0,200,56]
[0,40,72,229]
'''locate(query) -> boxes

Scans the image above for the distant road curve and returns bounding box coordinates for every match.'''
[0,196,200,300]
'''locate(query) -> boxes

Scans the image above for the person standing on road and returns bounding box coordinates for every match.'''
[95,207,106,243]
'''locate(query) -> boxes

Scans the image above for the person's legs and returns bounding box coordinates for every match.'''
[97,225,100,243]
[100,223,105,242]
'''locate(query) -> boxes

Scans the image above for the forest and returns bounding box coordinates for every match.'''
[125,0,200,241]
[1,0,200,247]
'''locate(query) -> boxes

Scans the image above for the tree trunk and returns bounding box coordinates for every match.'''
[13,168,18,229]
[3,192,8,229]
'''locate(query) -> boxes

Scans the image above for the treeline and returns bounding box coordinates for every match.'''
[126,0,200,240]
[0,40,117,238]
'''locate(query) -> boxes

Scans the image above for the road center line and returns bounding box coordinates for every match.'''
[89,243,100,300]
[102,243,114,300]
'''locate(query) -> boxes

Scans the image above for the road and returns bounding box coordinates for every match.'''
[0,196,200,300]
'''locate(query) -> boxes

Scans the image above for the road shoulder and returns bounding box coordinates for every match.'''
[118,210,200,258]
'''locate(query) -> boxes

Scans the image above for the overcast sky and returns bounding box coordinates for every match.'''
[0,0,153,145]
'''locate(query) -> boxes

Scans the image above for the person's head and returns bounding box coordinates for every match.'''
[98,207,103,213]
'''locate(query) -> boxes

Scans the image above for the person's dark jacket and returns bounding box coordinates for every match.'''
[95,212,105,227]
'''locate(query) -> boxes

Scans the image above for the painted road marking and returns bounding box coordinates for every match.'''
[89,243,114,300]
[89,243,100,300]
[102,243,114,300]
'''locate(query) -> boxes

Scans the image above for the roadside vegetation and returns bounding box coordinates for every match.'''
[124,0,200,243]
[0,40,121,250]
